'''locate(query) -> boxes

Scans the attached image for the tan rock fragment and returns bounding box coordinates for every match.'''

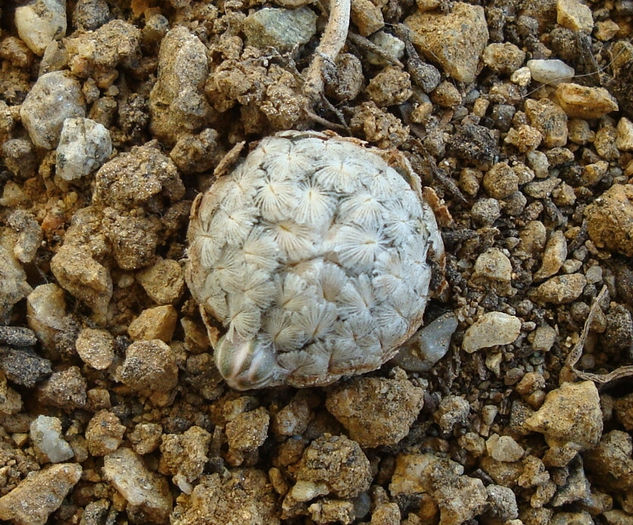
[585,184,633,257]
[136,258,185,304]
[405,2,489,83]
[532,274,586,304]
[534,230,567,281]
[128,305,178,342]
[76,328,115,370]
[50,244,112,322]
[525,381,603,452]
[463,312,522,353]
[0,463,81,525]
[325,375,424,448]
[350,0,384,36]
[616,117,633,151]
[556,0,594,33]
[103,448,172,523]
[554,83,619,119]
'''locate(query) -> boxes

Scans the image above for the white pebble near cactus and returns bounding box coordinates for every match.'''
[185,131,444,389]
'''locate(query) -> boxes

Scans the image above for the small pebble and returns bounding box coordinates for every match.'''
[525,98,568,147]
[557,0,594,33]
[483,43,526,74]
[434,394,470,432]
[0,326,37,347]
[86,410,126,456]
[129,422,163,455]
[534,230,567,280]
[483,162,519,199]
[616,117,633,151]
[367,31,405,66]
[117,339,178,392]
[326,375,424,447]
[393,312,458,372]
[0,463,82,524]
[0,347,52,388]
[532,274,586,304]
[472,248,513,295]
[20,71,86,149]
[56,117,112,181]
[127,305,178,342]
[75,328,115,370]
[243,7,317,50]
[289,434,371,500]
[351,0,384,36]
[103,447,172,523]
[159,426,211,493]
[486,434,525,462]
[554,83,619,119]
[30,415,74,463]
[463,312,522,353]
[527,59,575,85]
[37,366,87,410]
[15,0,67,56]
[531,324,557,352]
[405,3,489,83]
[526,381,602,452]
[585,184,633,257]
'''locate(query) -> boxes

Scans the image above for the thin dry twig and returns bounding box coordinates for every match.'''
[561,286,633,386]
[303,0,351,103]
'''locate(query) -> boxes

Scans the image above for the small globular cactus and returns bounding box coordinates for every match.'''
[186,131,444,389]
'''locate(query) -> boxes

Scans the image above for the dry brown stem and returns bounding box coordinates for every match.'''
[303,0,351,103]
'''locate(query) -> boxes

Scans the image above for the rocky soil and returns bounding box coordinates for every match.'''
[1,0,633,524]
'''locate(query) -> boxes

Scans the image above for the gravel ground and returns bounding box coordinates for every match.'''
[1,0,633,524]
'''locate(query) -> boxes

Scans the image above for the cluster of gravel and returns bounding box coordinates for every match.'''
[1,0,633,524]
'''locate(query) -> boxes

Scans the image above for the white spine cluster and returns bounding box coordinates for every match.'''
[186,131,443,389]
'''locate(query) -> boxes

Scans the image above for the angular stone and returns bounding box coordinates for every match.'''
[30,415,74,463]
[526,381,602,451]
[557,0,594,33]
[326,375,424,447]
[463,312,522,353]
[405,2,489,83]
[103,448,172,523]
[128,305,178,342]
[555,83,619,119]
[243,7,317,49]
[585,184,633,257]
[15,0,66,55]
[56,117,112,181]
[19,71,85,149]
[532,274,586,304]
[527,59,575,85]
[0,463,81,525]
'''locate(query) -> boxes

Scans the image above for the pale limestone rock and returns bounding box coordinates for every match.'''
[525,381,602,451]
[20,71,85,149]
[463,312,522,353]
[30,415,74,463]
[616,117,633,151]
[103,448,172,523]
[527,59,575,85]
[15,0,66,56]
[56,117,112,181]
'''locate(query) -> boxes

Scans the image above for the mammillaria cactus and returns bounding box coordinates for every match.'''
[186,131,444,389]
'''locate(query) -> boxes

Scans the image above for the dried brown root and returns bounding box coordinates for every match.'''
[303,0,351,103]
[561,285,633,386]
